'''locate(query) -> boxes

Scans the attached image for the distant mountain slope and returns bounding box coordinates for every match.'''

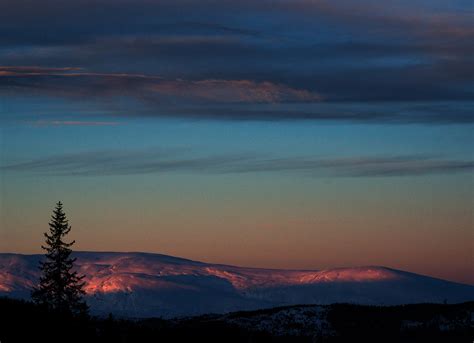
[0,252,473,318]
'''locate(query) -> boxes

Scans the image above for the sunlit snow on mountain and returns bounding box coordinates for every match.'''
[1,252,472,318]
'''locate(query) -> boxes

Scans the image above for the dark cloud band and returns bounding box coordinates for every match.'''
[1,66,472,123]
[0,0,472,122]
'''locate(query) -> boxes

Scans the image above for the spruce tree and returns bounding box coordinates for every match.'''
[32,201,89,316]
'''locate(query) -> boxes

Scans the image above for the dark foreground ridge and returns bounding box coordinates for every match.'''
[0,297,472,342]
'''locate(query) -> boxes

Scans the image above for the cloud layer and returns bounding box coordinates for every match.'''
[0,0,472,123]
[1,66,472,123]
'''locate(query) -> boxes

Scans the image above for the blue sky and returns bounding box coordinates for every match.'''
[0,0,473,283]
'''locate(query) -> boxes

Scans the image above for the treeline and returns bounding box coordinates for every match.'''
[0,297,472,343]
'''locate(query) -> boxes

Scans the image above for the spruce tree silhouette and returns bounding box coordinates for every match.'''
[32,201,89,316]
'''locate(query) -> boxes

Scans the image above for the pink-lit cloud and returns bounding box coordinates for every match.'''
[148,79,323,103]
[0,66,322,104]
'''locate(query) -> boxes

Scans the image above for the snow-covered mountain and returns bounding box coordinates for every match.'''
[0,251,472,318]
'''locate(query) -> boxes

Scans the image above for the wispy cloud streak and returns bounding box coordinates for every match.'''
[3,150,473,178]
[27,120,120,127]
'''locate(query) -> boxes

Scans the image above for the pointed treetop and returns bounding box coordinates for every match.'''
[32,201,88,317]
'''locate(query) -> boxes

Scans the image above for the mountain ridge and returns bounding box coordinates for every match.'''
[1,250,470,284]
[1,251,473,318]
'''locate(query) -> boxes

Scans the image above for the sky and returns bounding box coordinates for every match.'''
[0,0,473,284]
